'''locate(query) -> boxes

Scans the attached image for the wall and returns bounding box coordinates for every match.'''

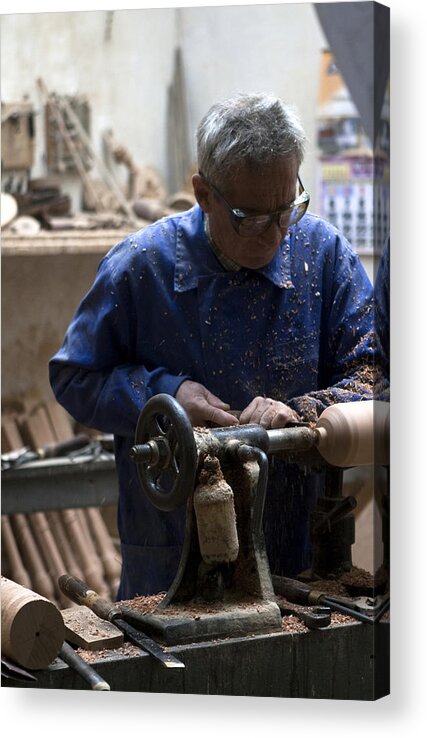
[179,3,325,202]
[1,252,102,403]
[1,4,326,209]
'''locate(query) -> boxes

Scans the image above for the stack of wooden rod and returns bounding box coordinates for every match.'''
[2,508,121,608]
[2,396,82,453]
[1,397,122,607]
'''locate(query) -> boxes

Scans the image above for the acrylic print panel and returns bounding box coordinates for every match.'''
[1,0,389,701]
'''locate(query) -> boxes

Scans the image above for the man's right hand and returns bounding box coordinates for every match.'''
[175,380,239,428]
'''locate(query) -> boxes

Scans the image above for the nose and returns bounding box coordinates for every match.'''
[253,229,283,259]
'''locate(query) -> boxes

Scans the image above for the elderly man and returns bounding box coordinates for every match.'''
[50,93,374,599]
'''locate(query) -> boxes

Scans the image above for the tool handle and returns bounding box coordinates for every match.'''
[272,575,312,604]
[58,574,121,621]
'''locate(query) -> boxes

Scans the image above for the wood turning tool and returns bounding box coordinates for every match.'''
[58,575,185,669]
[123,395,389,645]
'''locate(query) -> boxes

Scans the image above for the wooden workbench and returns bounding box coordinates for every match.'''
[3,620,389,699]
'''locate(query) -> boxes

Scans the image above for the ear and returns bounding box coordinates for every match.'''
[192,173,212,213]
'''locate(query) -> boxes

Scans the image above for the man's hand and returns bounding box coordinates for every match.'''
[239,396,299,429]
[175,380,239,427]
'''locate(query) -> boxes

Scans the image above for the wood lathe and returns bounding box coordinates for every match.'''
[124,395,389,645]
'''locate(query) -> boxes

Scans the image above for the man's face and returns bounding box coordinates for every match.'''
[193,157,299,270]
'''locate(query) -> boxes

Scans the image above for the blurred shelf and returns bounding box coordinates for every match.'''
[1,454,119,514]
[1,229,136,256]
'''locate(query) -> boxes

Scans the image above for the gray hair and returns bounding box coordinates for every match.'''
[196,92,307,188]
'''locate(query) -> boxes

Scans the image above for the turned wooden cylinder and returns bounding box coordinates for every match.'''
[1,577,65,670]
[315,400,390,467]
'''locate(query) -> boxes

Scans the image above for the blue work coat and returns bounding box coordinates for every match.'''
[50,205,374,599]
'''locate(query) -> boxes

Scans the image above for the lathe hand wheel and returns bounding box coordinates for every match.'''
[133,393,197,512]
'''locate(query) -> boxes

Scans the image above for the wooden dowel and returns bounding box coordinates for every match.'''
[1,576,64,670]
[29,512,70,608]
[76,509,111,599]
[60,509,110,599]
[84,507,121,598]
[11,514,57,603]
[1,516,32,589]
[46,511,84,583]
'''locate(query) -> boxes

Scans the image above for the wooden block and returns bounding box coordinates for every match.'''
[62,606,124,651]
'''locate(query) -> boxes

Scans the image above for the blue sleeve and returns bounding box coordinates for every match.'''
[374,237,390,397]
[288,236,375,422]
[49,252,189,437]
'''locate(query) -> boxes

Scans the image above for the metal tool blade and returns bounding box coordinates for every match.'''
[321,597,376,623]
[60,642,111,690]
[113,617,185,668]
[1,656,38,682]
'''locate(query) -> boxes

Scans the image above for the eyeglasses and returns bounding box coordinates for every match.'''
[200,172,310,237]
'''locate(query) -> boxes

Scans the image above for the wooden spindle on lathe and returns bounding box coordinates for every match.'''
[11,513,57,604]
[85,507,122,598]
[1,576,65,670]
[1,516,32,589]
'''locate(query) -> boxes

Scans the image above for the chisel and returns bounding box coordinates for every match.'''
[58,574,185,668]
[60,641,111,690]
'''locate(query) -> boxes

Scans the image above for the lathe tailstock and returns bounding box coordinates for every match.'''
[126,395,389,645]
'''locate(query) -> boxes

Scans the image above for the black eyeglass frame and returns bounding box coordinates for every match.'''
[200,171,310,236]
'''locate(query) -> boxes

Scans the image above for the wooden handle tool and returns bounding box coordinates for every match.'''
[272,575,378,624]
[58,575,185,669]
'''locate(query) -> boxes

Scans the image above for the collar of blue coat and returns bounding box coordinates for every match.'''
[174,205,296,292]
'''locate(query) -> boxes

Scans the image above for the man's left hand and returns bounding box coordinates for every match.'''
[239,396,299,429]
